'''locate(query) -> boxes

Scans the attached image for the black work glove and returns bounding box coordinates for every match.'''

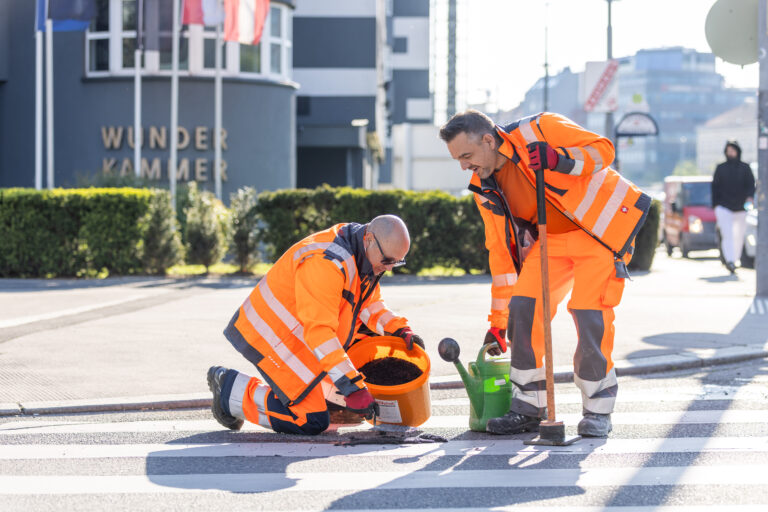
[484,327,507,356]
[394,327,425,350]
[527,141,559,172]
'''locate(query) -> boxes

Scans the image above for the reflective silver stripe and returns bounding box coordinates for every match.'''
[592,179,630,237]
[582,395,616,414]
[570,158,585,175]
[376,310,396,334]
[492,273,517,287]
[584,145,604,172]
[242,299,315,384]
[574,368,618,396]
[326,243,357,289]
[257,278,304,342]
[252,385,272,428]
[328,358,356,383]
[253,384,269,410]
[293,241,356,288]
[293,242,332,260]
[575,369,618,414]
[567,148,585,176]
[477,195,489,203]
[361,301,386,333]
[518,117,539,144]
[574,168,608,220]
[313,336,343,361]
[364,301,386,315]
[511,386,546,410]
[227,372,251,420]
[510,365,546,385]
[492,297,510,310]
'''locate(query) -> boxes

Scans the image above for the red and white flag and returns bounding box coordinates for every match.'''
[224,0,270,45]
[182,0,225,26]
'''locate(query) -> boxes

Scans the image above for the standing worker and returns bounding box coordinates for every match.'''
[439,110,650,437]
[712,140,755,274]
[207,215,425,435]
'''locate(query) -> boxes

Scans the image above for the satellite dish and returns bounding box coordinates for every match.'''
[705,0,758,66]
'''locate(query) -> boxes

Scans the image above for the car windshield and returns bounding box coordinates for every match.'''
[681,182,712,206]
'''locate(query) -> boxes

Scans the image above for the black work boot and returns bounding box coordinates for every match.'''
[207,366,244,431]
[486,411,540,435]
[577,413,612,437]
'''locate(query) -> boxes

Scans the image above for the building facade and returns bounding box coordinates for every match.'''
[293,0,431,189]
[1,0,298,197]
[497,47,753,186]
[0,0,431,195]
[696,99,757,175]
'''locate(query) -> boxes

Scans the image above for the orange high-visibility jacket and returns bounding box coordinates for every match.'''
[470,112,651,329]
[223,223,409,406]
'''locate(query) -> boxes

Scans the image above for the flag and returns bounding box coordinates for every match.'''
[224,0,269,45]
[36,0,97,31]
[183,0,225,26]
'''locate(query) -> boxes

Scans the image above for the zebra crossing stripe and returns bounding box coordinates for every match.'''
[750,298,767,315]
[2,409,767,435]
[432,384,768,406]
[1,465,767,494]
[1,436,768,460]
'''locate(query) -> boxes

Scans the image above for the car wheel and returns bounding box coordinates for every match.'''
[741,244,755,269]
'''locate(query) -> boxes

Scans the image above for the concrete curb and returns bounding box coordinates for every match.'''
[2,344,766,418]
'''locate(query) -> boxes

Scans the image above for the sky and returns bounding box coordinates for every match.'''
[445,0,759,112]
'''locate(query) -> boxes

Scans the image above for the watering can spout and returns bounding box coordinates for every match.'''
[438,338,485,415]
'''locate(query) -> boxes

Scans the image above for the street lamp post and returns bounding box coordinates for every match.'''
[605,0,616,142]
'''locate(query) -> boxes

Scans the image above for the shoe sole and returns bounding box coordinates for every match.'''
[486,421,541,435]
[207,367,244,431]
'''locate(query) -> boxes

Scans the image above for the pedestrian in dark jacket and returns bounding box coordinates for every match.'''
[712,140,755,273]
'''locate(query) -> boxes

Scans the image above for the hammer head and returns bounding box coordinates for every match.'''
[438,337,461,363]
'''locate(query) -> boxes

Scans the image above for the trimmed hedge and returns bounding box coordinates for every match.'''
[254,186,659,275]
[0,186,659,278]
[0,188,181,277]
[253,186,490,274]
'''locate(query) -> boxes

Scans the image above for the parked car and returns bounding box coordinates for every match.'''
[741,208,757,268]
[662,176,717,258]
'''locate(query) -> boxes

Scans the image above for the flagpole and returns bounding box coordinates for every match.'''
[214,0,223,200]
[45,18,54,189]
[169,0,180,204]
[134,0,144,178]
[35,28,43,190]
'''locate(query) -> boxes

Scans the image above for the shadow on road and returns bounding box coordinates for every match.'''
[604,303,768,506]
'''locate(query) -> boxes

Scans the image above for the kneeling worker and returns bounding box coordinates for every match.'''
[207,215,424,435]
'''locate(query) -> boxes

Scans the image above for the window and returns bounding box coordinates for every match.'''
[85,0,291,81]
[239,3,292,79]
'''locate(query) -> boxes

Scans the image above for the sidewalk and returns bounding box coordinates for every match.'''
[1,249,766,417]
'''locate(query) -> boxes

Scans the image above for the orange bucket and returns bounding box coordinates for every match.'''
[347,336,431,427]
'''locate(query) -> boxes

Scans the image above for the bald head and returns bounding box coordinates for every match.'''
[365,215,410,274]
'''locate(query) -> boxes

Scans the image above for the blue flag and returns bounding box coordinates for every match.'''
[36,0,96,32]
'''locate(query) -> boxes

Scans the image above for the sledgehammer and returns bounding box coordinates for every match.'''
[523,158,580,447]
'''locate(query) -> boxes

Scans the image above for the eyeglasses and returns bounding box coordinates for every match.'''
[371,232,406,267]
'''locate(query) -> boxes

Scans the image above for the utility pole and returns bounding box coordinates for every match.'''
[604,0,615,142]
[757,0,768,296]
[447,0,457,118]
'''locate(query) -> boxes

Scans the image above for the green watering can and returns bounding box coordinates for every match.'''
[438,337,512,432]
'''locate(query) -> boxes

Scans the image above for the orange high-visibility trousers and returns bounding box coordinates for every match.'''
[507,228,625,417]
[218,368,333,435]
